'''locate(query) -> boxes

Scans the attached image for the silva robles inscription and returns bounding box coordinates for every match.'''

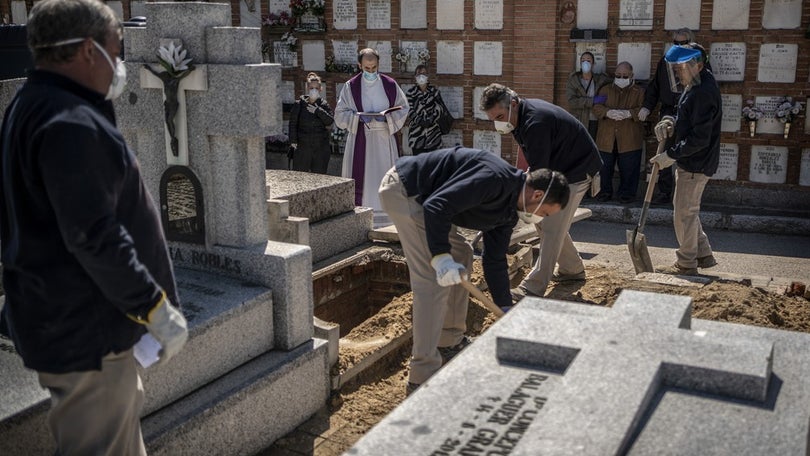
[169,247,243,275]
[430,373,549,455]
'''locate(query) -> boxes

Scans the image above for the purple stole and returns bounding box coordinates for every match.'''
[348,73,398,206]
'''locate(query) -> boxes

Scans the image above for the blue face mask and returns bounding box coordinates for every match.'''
[363,70,378,82]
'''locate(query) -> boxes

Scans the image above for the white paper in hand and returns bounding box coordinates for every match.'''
[134,333,162,368]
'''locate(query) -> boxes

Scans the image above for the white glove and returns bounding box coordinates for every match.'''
[650,152,677,169]
[654,116,675,142]
[306,103,317,113]
[638,107,650,122]
[618,110,632,120]
[145,295,189,364]
[430,253,467,287]
[606,109,621,120]
[290,143,297,149]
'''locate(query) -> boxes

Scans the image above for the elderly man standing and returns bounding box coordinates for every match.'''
[592,61,645,204]
[480,83,602,300]
[336,48,409,228]
[0,0,187,454]
[650,44,721,275]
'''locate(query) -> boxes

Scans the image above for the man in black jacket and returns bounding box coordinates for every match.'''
[639,27,695,206]
[650,44,721,276]
[379,147,569,394]
[480,83,602,299]
[0,1,187,453]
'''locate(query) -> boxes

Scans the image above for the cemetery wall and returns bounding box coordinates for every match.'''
[1,0,809,197]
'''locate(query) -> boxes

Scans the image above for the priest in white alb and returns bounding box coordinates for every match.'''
[335,48,409,228]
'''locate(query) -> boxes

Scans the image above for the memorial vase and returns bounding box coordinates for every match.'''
[749,120,756,138]
[784,122,791,139]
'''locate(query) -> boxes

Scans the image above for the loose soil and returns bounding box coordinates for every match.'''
[263,259,810,455]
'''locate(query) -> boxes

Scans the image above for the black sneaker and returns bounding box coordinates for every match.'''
[596,193,612,202]
[438,336,474,364]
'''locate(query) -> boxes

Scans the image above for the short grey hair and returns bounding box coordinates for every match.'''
[479,83,518,111]
[27,0,120,65]
[673,27,695,42]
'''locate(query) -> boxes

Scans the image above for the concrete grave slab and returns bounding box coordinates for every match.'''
[349,290,810,455]
[266,170,356,222]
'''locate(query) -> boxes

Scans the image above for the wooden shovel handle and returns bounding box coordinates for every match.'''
[460,280,505,317]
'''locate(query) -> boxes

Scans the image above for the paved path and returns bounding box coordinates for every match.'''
[570,220,810,284]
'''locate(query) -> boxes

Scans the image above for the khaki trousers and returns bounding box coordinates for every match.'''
[520,178,591,296]
[378,168,472,385]
[673,167,713,268]
[37,349,147,456]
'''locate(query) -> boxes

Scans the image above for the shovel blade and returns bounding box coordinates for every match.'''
[626,229,654,274]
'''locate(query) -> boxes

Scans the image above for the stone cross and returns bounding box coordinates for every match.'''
[140,39,208,167]
[496,290,774,454]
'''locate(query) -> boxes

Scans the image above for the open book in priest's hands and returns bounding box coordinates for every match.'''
[357,105,403,123]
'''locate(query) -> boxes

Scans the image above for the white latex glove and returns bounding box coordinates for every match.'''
[290,143,297,149]
[306,103,317,113]
[619,110,632,120]
[430,253,467,287]
[145,295,189,364]
[638,107,650,122]
[606,109,621,120]
[654,116,675,142]
[650,152,677,169]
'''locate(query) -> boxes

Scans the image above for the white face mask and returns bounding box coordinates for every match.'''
[614,77,631,89]
[92,40,127,100]
[517,174,552,224]
[581,61,592,74]
[363,70,378,82]
[494,102,515,135]
[415,74,428,85]
[308,89,320,100]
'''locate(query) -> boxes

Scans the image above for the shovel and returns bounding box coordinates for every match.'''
[626,141,664,274]
[460,279,505,317]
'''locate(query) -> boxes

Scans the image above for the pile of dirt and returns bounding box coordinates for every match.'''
[266,261,810,455]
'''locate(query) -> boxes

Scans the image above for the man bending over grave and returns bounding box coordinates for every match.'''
[0,1,187,453]
[379,147,570,395]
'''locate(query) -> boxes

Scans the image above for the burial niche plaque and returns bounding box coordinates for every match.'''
[712,0,750,29]
[664,0,700,30]
[160,166,205,244]
[713,143,739,181]
[749,145,788,184]
[711,43,746,82]
[757,43,798,83]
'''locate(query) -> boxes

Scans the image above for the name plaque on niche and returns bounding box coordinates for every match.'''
[757,43,798,83]
[713,143,739,181]
[710,43,746,82]
[749,145,788,184]
[473,130,502,155]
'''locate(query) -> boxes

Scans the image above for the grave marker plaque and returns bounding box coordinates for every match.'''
[333,40,358,65]
[755,96,787,135]
[474,0,503,30]
[437,41,465,75]
[438,86,464,119]
[617,42,651,80]
[750,145,788,184]
[474,41,503,76]
[664,0,701,30]
[302,40,325,71]
[269,0,289,14]
[801,149,810,186]
[763,0,802,29]
[399,40,428,74]
[437,0,465,30]
[401,0,427,29]
[575,43,607,75]
[712,0,751,29]
[618,0,653,30]
[367,0,391,29]
[473,86,488,120]
[10,1,27,24]
[281,80,296,106]
[577,0,608,29]
[367,41,392,73]
[757,43,798,83]
[713,143,739,181]
[711,43,746,82]
[721,94,742,133]
[160,166,205,244]
[441,130,464,149]
[473,130,501,154]
[350,290,810,455]
[273,42,297,68]
[333,0,357,30]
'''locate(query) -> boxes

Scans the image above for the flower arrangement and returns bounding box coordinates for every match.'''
[416,48,430,63]
[394,51,410,64]
[290,0,325,17]
[280,32,298,51]
[262,11,293,27]
[774,96,803,139]
[157,42,194,77]
[325,55,358,74]
[741,100,764,138]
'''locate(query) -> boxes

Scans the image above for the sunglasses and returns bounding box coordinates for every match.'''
[673,40,690,45]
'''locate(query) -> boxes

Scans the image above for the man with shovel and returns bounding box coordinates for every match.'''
[378,147,570,395]
[650,44,720,275]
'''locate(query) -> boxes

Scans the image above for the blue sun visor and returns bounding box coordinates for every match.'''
[665,46,702,64]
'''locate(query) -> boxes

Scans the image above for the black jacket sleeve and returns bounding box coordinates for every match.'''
[289,100,301,143]
[481,225,512,307]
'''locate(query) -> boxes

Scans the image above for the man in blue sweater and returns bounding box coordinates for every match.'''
[379,147,570,394]
[0,1,187,453]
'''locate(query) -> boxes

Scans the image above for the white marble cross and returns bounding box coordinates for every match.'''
[140,41,208,167]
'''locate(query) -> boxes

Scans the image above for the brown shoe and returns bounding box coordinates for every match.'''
[697,255,717,268]
[656,263,698,276]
